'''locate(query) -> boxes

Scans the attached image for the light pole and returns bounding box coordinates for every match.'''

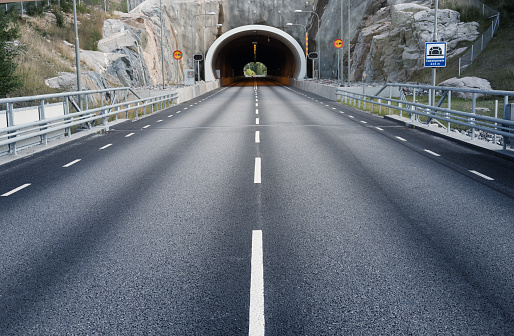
[72,0,82,107]
[160,0,165,89]
[431,0,439,106]
[294,9,321,79]
[286,22,307,78]
[191,12,216,76]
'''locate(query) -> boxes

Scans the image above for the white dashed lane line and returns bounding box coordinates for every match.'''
[1,183,31,197]
[254,158,261,184]
[143,125,151,129]
[255,131,260,144]
[424,149,441,157]
[99,144,112,150]
[125,133,135,137]
[469,170,494,181]
[249,229,265,336]
[62,159,81,168]
[375,127,384,131]
[395,136,407,142]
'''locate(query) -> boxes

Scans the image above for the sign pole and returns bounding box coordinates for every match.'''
[431,0,439,106]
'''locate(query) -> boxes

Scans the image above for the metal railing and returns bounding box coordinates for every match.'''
[1,87,178,155]
[336,83,514,150]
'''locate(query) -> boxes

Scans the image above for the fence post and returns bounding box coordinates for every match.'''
[471,92,476,140]
[39,99,47,145]
[447,90,451,132]
[494,99,498,145]
[6,102,16,154]
[504,95,509,150]
[64,96,71,137]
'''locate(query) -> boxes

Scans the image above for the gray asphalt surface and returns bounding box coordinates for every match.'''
[0,78,513,335]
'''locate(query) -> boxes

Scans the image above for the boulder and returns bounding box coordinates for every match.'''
[438,77,492,98]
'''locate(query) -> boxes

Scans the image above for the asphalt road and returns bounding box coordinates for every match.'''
[1,78,513,335]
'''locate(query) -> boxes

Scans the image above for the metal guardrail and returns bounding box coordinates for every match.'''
[336,83,514,150]
[0,87,178,155]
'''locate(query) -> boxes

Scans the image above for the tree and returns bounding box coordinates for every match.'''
[0,11,22,97]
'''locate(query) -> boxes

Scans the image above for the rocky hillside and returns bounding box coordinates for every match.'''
[12,0,508,94]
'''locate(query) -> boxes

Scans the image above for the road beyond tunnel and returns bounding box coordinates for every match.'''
[205,25,306,82]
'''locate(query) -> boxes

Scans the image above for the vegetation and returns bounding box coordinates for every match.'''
[0,10,22,97]
[244,62,267,76]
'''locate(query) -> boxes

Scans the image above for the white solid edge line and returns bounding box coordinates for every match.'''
[469,170,494,181]
[125,133,135,137]
[2,183,31,197]
[63,159,81,168]
[249,230,265,336]
[396,136,407,142]
[424,149,441,157]
[255,131,260,144]
[254,157,261,184]
[99,144,112,150]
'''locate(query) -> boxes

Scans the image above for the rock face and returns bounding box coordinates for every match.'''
[46,0,483,91]
[438,76,492,98]
[351,0,479,82]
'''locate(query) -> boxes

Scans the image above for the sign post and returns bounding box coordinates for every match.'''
[424,41,447,106]
[308,52,318,79]
[334,39,343,85]
[173,50,183,88]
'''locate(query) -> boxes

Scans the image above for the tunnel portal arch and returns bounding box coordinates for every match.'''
[205,25,306,82]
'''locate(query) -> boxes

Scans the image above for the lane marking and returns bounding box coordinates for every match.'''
[255,131,260,144]
[361,121,368,124]
[256,118,260,125]
[125,133,135,137]
[254,158,261,183]
[256,103,259,107]
[469,170,494,181]
[375,127,384,131]
[349,115,355,119]
[143,125,151,129]
[157,120,163,123]
[99,144,112,150]
[424,149,441,157]
[168,115,174,118]
[256,109,259,115]
[395,136,407,142]
[249,229,265,336]
[63,159,81,168]
[2,183,31,197]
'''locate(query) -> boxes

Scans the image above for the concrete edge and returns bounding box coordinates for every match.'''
[384,114,514,162]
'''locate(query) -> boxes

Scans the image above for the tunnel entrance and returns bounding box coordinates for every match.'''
[205,25,306,83]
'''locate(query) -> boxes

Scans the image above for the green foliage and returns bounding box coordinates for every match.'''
[53,7,66,28]
[0,11,22,97]
[244,62,267,76]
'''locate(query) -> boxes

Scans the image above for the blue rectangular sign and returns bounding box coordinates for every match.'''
[425,42,447,68]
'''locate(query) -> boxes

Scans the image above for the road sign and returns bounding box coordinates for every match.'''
[334,39,343,49]
[424,42,447,67]
[308,52,318,59]
[173,50,183,60]
[193,54,203,61]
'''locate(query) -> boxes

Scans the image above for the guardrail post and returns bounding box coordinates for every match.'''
[494,99,498,145]
[471,92,476,140]
[64,96,71,137]
[39,99,47,145]
[101,93,107,126]
[447,91,451,132]
[504,96,509,150]
[6,102,16,155]
[379,99,382,114]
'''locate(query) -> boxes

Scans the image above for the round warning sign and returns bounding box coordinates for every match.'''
[334,39,343,49]
[173,50,183,60]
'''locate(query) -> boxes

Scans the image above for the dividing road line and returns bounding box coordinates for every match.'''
[254,158,261,184]
[1,183,31,197]
[62,159,81,168]
[125,133,135,138]
[469,170,494,181]
[249,230,264,336]
[396,136,407,142]
[99,144,112,150]
[255,131,260,144]
[424,149,441,157]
